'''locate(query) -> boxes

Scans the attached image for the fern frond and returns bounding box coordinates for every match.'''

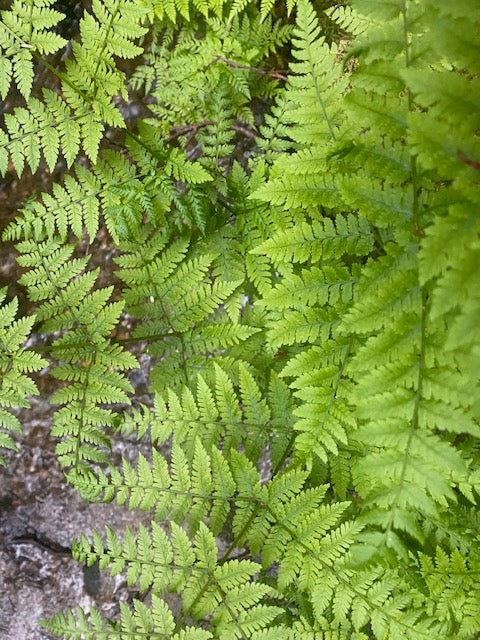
[320,0,480,563]
[115,233,256,392]
[401,0,480,395]
[79,364,294,520]
[417,546,480,638]
[51,521,280,639]
[0,289,47,465]
[1,0,148,174]
[15,238,137,480]
[0,0,67,99]
[251,214,372,266]
[253,0,348,209]
[5,2,479,640]
[42,597,214,639]
[3,128,215,244]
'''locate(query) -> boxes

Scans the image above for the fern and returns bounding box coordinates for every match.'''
[114,230,260,392]
[319,0,479,565]
[15,237,138,482]
[0,0,148,173]
[133,11,290,143]
[78,363,293,508]
[3,124,213,243]
[253,0,348,210]
[0,0,66,99]
[417,547,480,638]
[403,0,480,399]
[1,0,479,638]
[0,289,47,465]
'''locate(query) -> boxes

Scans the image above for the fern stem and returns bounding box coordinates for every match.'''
[307,43,336,140]
[384,1,427,537]
[72,356,93,472]
[213,55,289,82]
[31,50,86,104]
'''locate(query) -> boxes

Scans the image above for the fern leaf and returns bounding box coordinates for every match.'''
[0,290,47,465]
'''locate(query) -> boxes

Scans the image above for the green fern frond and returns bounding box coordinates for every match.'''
[3,1,479,639]
[338,243,477,557]
[0,95,88,175]
[136,11,288,153]
[79,363,294,518]
[401,0,480,393]
[0,289,47,465]
[42,596,214,639]
[323,0,480,563]
[281,337,356,485]
[418,546,480,638]
[3,129,214,244]
[252,214,372,266]
[50,521,281,639]
[0,0,66,99]
[255,95,294,163]
[253,0,348,210]
[15,238,137,480]
[0,0,148,174]
[115,234,256,392]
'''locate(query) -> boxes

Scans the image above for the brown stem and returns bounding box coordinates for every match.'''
[457,149,480,171]
[214,55,289,82]
[328,1,349,17]
[231,123,257,139]
[167,120,213,143]
[168,120,258,142]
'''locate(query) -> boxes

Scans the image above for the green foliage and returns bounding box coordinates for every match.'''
[0,0,148,174]
[0,288,47,465]
[0,0,66,99]
[4,122,213,243]
[15,237,138,482]
[1,0,479,638]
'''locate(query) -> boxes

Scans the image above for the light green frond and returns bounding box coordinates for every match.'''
[253,0,347,209]
[0,290,47,465]
[15,238,137,479]
[0,0,66,99]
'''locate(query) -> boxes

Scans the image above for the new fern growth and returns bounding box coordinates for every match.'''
[1,0,479,638]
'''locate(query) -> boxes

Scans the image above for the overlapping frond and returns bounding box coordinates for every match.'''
[3,124,213,244]
[115,232,257,392]
[0,0,66,100]
[253,0,348,210]
[325,0,480,563]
